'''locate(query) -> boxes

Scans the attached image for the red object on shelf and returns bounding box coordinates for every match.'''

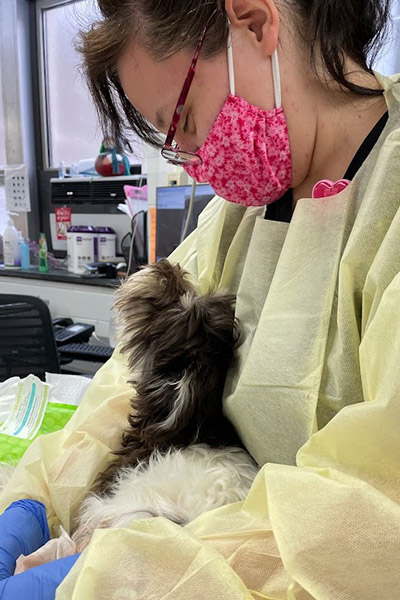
[95,154,125,177]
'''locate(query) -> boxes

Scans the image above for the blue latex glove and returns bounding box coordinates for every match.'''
[0,500,50,580]
[0,554,80,600]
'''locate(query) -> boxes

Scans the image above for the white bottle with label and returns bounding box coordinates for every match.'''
[3,217,21,269]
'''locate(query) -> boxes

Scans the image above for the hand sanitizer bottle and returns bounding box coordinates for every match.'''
[19,232,31,270]
[3,216,21,269]
[39,232,49,272]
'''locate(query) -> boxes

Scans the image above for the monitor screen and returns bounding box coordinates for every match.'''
[156,184,215,260]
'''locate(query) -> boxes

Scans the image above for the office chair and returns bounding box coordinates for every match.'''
[0,294,60,381]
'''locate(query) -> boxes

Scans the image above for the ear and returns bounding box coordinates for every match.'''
[225,0,279,56]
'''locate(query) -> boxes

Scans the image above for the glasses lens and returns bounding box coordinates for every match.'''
[161,148,202,166]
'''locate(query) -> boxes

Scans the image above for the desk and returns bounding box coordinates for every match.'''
[0,267,120,339]
[60,340,113,377]
[61,358,107,377]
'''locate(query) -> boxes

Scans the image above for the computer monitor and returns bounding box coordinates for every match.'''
[156,184,215,260]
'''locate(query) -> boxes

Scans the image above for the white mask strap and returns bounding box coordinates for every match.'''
[227,27,235,96]
[227,26,282,108]
[271,50,282,108]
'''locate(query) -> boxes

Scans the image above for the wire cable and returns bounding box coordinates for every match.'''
[126,211,145,277]
[180,178,197,243]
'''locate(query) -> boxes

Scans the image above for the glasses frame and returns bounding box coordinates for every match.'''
[161,15,215,166]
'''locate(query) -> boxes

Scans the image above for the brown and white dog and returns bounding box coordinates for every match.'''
[17,260,258,567]
[74,260,257,549]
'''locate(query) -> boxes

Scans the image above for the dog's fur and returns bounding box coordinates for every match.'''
[73,260,257,548]
[96,260,245,489]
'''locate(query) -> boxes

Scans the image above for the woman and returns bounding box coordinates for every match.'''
[83,0,389,209]
[1,1,400,598]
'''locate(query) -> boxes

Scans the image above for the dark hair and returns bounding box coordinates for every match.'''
[77,0,392,150]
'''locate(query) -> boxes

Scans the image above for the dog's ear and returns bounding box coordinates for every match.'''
[114,260,195,373]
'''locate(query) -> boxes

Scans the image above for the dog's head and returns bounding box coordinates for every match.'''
[114,259,240,449]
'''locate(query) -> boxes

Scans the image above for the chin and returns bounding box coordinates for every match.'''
[75,259,258,548]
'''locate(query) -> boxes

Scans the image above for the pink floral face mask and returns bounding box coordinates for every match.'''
[184,34,292,207]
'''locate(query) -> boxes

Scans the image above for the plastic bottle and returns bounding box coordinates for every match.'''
[94,226,117,262]
[67,226,96,274]
[38,232,49,273]
[3,217,21,269]
[19,232,31,270]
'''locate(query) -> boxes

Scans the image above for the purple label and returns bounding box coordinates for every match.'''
[77,236,82,242]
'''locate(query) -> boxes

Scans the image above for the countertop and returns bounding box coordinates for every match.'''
[0,266,120,288]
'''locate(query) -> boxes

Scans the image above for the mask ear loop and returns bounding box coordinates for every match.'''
[228,25,282,108]
[227,27,236,96]
[271,50,282,108]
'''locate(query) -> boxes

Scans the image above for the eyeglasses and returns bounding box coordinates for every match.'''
[161,15,215,166]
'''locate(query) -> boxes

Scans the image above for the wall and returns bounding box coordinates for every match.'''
[0,276,115,339]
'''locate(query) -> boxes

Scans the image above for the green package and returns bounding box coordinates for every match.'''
[0,402,77,464]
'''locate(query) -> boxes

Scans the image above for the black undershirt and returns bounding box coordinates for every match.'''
[265,111,389,223]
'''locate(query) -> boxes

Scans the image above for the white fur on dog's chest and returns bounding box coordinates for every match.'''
[78,445,258,534]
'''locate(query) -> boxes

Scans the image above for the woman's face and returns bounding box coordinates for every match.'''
[117,8,386,200]
[117,30,276,152]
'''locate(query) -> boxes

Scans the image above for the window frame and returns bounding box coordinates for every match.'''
[0,0,38,240]
[36,0,80,169]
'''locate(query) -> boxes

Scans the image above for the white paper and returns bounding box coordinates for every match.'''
[0,375,50,440]
[5,164,31,212]
[45,372,91,406]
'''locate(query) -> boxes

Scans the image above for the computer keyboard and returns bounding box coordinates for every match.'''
[58,342,114,362]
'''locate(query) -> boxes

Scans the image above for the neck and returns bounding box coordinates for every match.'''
[278,30,387,202]
[292,90,387,203]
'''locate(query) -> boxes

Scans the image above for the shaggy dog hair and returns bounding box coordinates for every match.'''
[73,260,257,550]
[12,260,257,566]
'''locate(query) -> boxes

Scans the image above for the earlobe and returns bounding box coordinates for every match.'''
[225,0,280,56]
